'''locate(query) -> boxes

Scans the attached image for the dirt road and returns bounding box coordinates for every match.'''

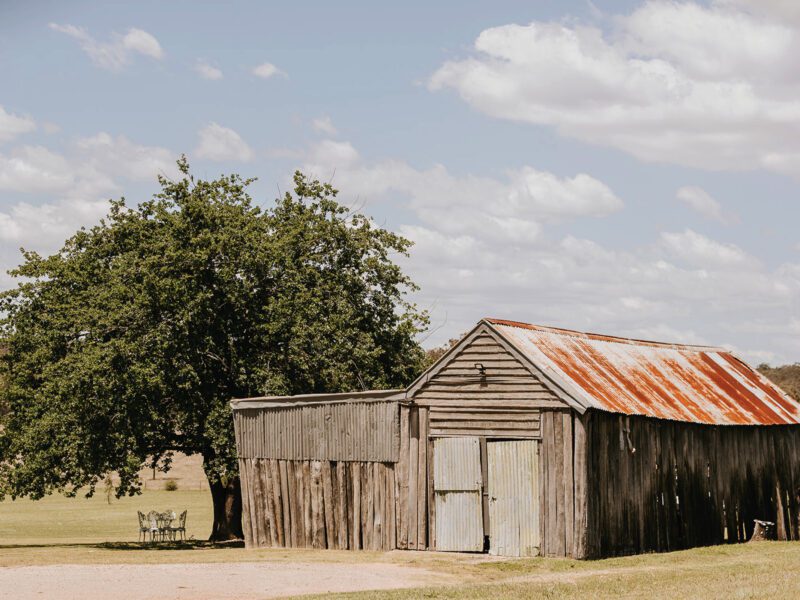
[0,561,447,599]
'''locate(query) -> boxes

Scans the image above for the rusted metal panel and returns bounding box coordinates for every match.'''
[488,440,540,557]
[489,319,800,426]
[234,401,399,462]
[432,437,483,551]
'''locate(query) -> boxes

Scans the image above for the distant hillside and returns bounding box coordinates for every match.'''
[759,364,800,401]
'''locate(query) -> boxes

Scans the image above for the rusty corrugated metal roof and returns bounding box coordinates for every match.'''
[486,318,800,426]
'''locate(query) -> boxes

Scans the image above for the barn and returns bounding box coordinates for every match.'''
[231,318,800,558]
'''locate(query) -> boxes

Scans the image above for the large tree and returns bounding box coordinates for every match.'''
[0,159,427,540]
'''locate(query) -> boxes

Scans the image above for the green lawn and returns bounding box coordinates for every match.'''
[1,491,800,599]
[0,489,212,545]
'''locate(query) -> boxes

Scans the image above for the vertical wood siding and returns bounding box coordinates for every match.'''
[395,406,431,550]
[234,401,399,462]
[539,409,577,557]
[239,458,396,550]
[584,410,800,558]
[414,328,566,438]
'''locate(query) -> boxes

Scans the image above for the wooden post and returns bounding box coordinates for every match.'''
[480,437,490,540]
[408,407,419,549]
[418,407,429,549]
[352,462,361,549]
[427,437,436,550]
[572,412,589,559]
[322,461,336,548]
[398,405,410,549]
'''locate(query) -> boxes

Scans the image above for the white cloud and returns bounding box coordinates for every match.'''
[252,62,285,79]
[660,229,757,268]
[195,61,223,80]
[312,116,338,136]
[301,138,800,365]
[676,186,732,224]
[0,106,36,144]
[0,146,75,194]
[49,23,164,70]
[303,139,622,245]
[0,134,178,286]
[194,123,254,162]
[429,2,800,177]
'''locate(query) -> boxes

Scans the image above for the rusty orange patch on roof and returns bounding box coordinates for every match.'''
[486,318,800,426]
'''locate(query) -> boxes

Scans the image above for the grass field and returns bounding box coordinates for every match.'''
[2,489,800,598]
[0,489,213,545]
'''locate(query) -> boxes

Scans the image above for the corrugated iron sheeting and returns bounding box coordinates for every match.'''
[489,319,800,426]
[433,437,482,491]
[433,437,484,551]
[234,401,399,462]
[488,440,540,557]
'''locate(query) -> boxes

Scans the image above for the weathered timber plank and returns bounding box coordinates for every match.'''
[238,460,254,548]
[321,461,336,549]
[430,419,539,429]
[261,459,278,547]
[269,460,285,547]
[418,407,429,549]
[544,412,557,556]
[430,428,540,438]
[388,463,397,550]
[310,461,325,548]
[279,460,291,547]
[430,412,540,421]
[373,462,383,550]
[408,407,419,550]
[427,438,435,551]
[302,461,313,547]
[572,413,588,559]
[352,462,361,549]
[562,412,574,556]
[398,405,410,550]
[362,462,372,549]
[415,398,563,408]
[336,462,348,549]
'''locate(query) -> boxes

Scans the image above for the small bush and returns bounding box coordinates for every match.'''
[164,479,178,491]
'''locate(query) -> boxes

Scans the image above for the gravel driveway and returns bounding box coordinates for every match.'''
[0,561,445,599]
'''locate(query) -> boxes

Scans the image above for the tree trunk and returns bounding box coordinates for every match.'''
[208,474,244,541]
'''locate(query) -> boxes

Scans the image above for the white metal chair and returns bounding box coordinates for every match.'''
[169,510,187,541]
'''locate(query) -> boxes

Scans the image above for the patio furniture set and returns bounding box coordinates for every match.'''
[137,510,187,542]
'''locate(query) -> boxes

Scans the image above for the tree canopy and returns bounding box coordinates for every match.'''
[0,159,427,539]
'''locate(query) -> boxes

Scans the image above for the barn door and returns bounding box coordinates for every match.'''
[433,437,484,551]
[488,440,540,556]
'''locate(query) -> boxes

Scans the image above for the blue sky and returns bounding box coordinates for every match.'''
[1,0,799,364]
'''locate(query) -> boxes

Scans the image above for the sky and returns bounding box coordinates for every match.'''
[1,0,799,365]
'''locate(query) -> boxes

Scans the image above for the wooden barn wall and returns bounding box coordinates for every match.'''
[584,410,800,558]
[539,409,588,558]
[233,401,399,462]
[413,328,568,439]
[395,405,431,550]
[239,458,396,550]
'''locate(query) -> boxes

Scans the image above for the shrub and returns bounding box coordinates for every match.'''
[164,479,178,491]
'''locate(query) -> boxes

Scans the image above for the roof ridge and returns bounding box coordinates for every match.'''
[484,318,726,352]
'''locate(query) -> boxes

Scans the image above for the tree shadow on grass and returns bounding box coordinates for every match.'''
[98,540,245,551]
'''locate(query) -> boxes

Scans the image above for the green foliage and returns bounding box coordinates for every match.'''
[164,479,178,492]
[0,159,427,503]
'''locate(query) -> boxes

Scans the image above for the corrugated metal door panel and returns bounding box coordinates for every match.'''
[434,493,484,551]
[433,437,483,551]
[488,440,540,557]
[433,437,482,491]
